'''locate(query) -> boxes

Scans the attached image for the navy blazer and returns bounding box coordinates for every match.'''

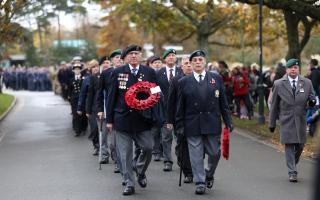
[176,72,232,137]
[156,67,183,118]
[106,64,157,133]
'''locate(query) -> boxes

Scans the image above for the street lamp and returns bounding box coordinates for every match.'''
[258,0,265,124]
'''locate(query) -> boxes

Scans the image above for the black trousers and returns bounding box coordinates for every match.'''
[175,136,193,177]
[234,94,253,116]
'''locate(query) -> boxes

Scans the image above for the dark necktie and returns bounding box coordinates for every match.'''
[292,80,296,97]
[169,69,174,81]
[132,68,137,76]
[199,74,203,82]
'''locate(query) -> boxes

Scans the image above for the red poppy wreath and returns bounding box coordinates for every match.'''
[125,81,161,110]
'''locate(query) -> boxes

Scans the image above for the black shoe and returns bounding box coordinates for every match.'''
[99,158,109,164]
[206,177,214,189]
[289,175,298,182]
[122,186,135,196]
[154,154,161,162]
[184,176,193,183]
[163,162,172,172]
[114,165,121,173]
[92,149,99,156]
[137,174,147,188]
[122,181,126,186]
[195,185,206,195]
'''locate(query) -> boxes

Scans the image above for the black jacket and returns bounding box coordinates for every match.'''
[176,72,232,137]
[167,73,184,125]
[86,74,100,114]
[106,64,157,133]
[97,67,114,113]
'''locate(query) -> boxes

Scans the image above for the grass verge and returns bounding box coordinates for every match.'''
[233,116,320,158]
[0,93,15,117]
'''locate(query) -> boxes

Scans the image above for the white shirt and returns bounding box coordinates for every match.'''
[75,75,81,80]
[129,64,140,75]
[193,71,206,82]
[288,75,298,88]
[166,66,176,81]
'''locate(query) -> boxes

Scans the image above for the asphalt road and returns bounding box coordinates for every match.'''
[0,91,317,200]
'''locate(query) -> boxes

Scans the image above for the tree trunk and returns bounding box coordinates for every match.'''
[283,10,301,60]
[196,31,211,61]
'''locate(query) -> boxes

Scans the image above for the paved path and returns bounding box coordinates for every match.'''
[0,91,316,200]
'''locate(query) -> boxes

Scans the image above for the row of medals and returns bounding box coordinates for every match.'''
[118,73,145,89]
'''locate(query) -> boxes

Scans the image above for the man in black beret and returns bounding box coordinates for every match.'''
[176,50,233,195]
[106,44,157,195]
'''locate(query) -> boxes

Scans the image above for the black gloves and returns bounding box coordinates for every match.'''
[269,127,275,133]
[228,124,234,132]
[176,127,184,138]
[308,95,317,107]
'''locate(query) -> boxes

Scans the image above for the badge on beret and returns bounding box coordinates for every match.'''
[215,90,220,98]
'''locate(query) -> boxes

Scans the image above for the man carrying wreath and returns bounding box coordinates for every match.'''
[106,44,157,195]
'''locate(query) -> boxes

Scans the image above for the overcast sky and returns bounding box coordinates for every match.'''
[17,2,105,31]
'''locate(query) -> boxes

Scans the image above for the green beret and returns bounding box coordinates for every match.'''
[163,48,176,59]
[109,49,122,59]
[285,58,299,68]
[189,50,206,61]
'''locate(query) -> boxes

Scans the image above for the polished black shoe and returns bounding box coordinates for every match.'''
[289,175,298,182]
[163,162,172,172]
[114,165,121,173]
[122,186,135,195]
[92,149,99,156]
[137,174,147,188]
[99,158,109,164]
[195,185,206,195]
[206,177,214,189]
[184,176,193,183]
[154,154,161,162]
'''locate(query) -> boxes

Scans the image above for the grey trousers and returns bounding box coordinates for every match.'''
[109,130,121,170]
[161,125,173,163]
[96,117,109,160]
[115,130,153,187]
[151,124,162,155]
[187,134,221,185]
[285,143,304,176]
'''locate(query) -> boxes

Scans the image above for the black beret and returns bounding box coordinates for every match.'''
[98,56,109,66]
[121,44,142,59]
[189,50,206,61]
[149,55,161,64]
[72,63,83,70]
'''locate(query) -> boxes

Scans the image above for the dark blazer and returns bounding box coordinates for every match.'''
[176,72,232,137]
[106,64,157,133]
[167,73,184,125]
[156,66,183,119]
[86,74,100,114]
[97,67,114,113]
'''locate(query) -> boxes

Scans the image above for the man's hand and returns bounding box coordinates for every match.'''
[269,127,275,133]
[77,111,82,115]
[228,124,234,132]
[97,112,104,120]
[86,113,91,118]
[167,123,174,130]
[107,123,113,132]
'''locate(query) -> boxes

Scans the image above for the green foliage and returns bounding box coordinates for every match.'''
[0,93,15,117]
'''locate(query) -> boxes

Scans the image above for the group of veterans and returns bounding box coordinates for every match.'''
[56,44,317,196]
[1,66,52,91]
